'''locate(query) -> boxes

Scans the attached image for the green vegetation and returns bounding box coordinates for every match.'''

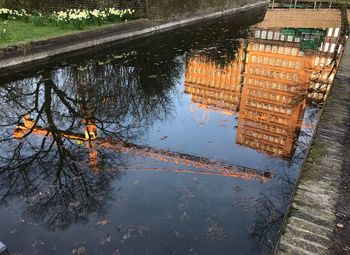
[0,8,137,47]
[301,142,325,180]
[335,0,350,4]
[0,19,117,47]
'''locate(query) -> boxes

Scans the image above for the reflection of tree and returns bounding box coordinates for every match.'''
[307,26,346,107]
[1,158,121,231]
[0,7,267,233]
[138,15,253,68]
[248,173,295,254]
[57,55,183,140]
[0,54,181,230]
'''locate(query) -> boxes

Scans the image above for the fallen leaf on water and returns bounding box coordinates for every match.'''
[180,211,190,222]
[96,220,110,226]
[337,223,344,228]
[117,224,149,241]
[112,250,121,255]
[100,234,112,246]
[206,217,226,241]
[173,230,183,237]
[72,246,86,255]
[32,240,45,249]
[233,185,242,192]
[77,246,86,254]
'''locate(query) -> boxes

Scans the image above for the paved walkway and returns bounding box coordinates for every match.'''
[274,39,350,254]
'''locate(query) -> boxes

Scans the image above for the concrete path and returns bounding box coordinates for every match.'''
[274,39,350,254]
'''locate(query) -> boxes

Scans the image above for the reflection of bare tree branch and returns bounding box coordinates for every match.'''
[248,173,295,254]
[0,53,182,231]
[21,167,120,231]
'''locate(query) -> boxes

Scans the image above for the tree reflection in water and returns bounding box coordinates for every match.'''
[248,173,294,253]
[0,54,183,231]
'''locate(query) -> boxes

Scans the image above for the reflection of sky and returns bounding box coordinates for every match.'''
[0,155,270,255]
[0,9,343,255]
[140,79,310,178]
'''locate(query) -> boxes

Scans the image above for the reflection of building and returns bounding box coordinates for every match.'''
[13,117,272,182]
[184,24,344,159]
[236,28,308,158]
[184,47,245,114]
[308,27,342,104]
[252,26,343,104]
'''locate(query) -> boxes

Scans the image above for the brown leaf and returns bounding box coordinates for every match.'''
[96,220,109,226]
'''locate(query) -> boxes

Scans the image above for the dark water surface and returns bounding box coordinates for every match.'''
[0,8,345,255]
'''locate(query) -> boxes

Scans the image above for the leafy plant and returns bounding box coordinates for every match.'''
[0,20,9,42]
[30,12,45,26]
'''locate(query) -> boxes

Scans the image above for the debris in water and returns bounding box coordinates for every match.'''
[233,185,242,192]
[180,211,190,222]
[116,224,149,242]
[32,240,45,249]
[337,223,344,228]
[72,246,86,254]
[99,234,112,246]
[9,229,17,234]
[206,218,226,241]
[163,213,174,220]
[96,219,110,226]
[112,249,121,255]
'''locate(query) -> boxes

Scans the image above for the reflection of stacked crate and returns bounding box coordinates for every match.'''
[184,50,244,114]
[308,27,342,104]
[236,28,308,158]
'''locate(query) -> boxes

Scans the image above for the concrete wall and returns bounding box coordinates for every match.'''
[145,0,259,20]
[1,0,266,20]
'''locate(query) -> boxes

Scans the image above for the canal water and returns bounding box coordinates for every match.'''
[0,8,345,255]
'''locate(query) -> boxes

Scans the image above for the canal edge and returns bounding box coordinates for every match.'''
[274,17,350,255]
[0,0,268,73]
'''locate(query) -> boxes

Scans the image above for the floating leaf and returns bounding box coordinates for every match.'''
[100,234,112,246]
[337,223,344,228]
[96,219,110,226]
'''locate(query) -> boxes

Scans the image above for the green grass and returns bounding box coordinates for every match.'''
[0,20,122,48]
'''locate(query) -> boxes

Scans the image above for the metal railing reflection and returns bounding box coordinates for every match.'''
[13,116,272,183]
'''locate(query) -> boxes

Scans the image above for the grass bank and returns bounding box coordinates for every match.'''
[0,20,122,48]
[0,8,137,48]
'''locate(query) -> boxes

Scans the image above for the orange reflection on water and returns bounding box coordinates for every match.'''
[13,116,271,181]
[13,115,99,169]
[184,25,343,159]
[184,47,244,115]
